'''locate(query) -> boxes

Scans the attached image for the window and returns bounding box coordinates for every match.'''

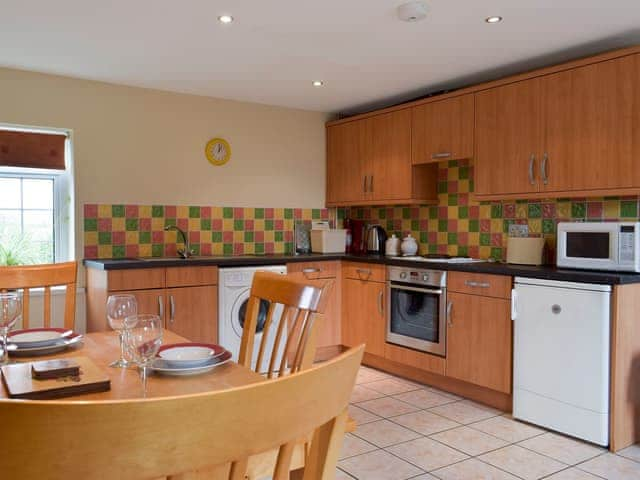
[0,125,74,265]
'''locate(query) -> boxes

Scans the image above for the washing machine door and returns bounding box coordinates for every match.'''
[236,297,270,336]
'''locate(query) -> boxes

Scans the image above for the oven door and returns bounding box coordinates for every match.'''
[386,282,446,356]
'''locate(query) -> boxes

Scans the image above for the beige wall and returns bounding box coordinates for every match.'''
[0,66,328,260]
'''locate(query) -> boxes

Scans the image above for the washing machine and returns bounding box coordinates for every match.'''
[218,265,287,373]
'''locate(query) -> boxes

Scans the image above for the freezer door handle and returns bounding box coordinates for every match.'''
[511,289,518,321]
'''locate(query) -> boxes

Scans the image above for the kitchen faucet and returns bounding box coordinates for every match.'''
[164,225,194,259]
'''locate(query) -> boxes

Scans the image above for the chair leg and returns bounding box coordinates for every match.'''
[302,409,348,480]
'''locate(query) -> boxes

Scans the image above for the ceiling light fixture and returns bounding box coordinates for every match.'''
[485,16,503,24]
[218,15,234,24]
[312,80,324,87]
[397,1,428,22]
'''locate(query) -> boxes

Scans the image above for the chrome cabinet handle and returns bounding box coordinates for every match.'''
[464,280,490,288]
[377,290,384,315]
[541,153,549,185]
[356,268,372,280]
[446,301,453,327]
[158,296,164,320]
[169,295,175,324]
[302,268,320,274]
[528,154,536,185]
[432,152,452,160]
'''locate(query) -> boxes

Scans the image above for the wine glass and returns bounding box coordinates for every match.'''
[106,294,138,368]
[123,314,162,397]
[0,292,22,365]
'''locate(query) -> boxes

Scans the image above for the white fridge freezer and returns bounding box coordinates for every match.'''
[512,277,611,446]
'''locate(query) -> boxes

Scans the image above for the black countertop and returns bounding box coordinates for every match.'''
[83,253,640,285]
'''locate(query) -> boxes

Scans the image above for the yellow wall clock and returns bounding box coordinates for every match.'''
[205,137,231,166]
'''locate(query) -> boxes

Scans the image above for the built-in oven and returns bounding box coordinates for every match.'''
[386,266,447,357]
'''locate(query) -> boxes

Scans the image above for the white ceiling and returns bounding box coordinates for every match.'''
[1,1,640,114]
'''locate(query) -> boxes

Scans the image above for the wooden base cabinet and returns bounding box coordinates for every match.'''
[165,286,217,345]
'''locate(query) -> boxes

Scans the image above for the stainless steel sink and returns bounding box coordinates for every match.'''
[136,256,228,262]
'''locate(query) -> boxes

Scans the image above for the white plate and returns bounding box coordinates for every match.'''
[151,351,232,376]
[8,335,83,357]
[9,328,73,348]
[157,343,224,368]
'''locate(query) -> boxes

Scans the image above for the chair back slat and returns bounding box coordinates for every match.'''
[273,443,296,480]
[239,271,334,379]
[0,262,77,330]
[1,346,364,480]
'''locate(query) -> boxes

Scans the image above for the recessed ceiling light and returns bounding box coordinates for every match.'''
[218,15,234,24]
[312,80,324,87]
[485,16,503,24]
[397,1,428,22]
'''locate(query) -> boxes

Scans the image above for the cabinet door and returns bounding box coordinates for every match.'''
[367,109,412,201]
[475,79,543,196]
[542,54,640,192]
[342,279,385,357]
[116,289,165,323]
[166,286,217,344]
[446,292,512,393]
[412,95,474,164]
[326,121,368,204]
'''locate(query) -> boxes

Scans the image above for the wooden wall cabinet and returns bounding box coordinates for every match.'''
[412,94,474,164]
[86,266,218,344]
[445,272,512,394]
[326,110,437,206]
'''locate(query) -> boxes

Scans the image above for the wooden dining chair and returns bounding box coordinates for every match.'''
[0,261,77,330]
[238,271,334,378]
[0,345,364,480]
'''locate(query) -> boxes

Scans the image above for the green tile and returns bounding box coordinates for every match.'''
[275,231,283,242]
[152,205,164,218]
[211,231,222,243]
[125,218,138,231]
[234,219,244,231]
[438,219,448,232]
[459,166,469,180]
[419,232,428,243]
[448,160,458,168]
[503,219,514,233]
[469,219,479,232]
[378,208,386,220]
[437,181,448,194]
[255,243,264,254]
[458,206,468,219]
[200,219,211,231]
[223,243,233,255]
[265,220,274,231]
[139,231,151,244]
[223,207,233,219]
[98,232,111,245]
[491,204,503,218]
[254,208,265,219]
[428,244,437,254]
[448,195,458,207]
[515,199,528,204]
[112,245,125,258]
[284,242,294,254]
[284,208,293,219]
[244,231,254,243]
[111,205,125,217]
[189,206,200,218]
[411,220,420,231]
[480,233,491,246]
[312,209,321,219]
[337,208,346,220]
[191,244,200,255]
[490,247,503,261]
[447,233,458,245]
[620,200,638,218]
[571,202,586,218]
[84,218,97,232]
[152,244,163,257]
[386,220,395,232]
[469,180,474,192]
[542,219,555,234]
[429,207,438,219]
[164,218,176,227]
[458,246,468,257]
[528,203,542,218]
[402,208,411,219]
[355,208,364,219]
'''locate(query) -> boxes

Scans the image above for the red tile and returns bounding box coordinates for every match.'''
[254,231,264,242]
[458,193,469,206]
[212,219,222,231]
[112,231,125,246]
[411,207,419,218]
[458,232,468,246]
[165,205,176,218]
[419,219,428,230]
[177,218,188,230]
[223,231,233,243]
[428,232,437,244]
[245,219,254,231]
[139,218,151,231]
[200,243,212,255]
[503,204,516,219]
[189,231,200,243]
[448,219,458,231]
[491,233,502,247]
[448,181,458,193]
[363,208,371,220]
[284,231,293,242]
[294,208,302,219]
[234,243,244,255]
[587,202,603,218]
[84,204,97,218]
[386,208,394,219]
[437,244,447,254]
[152,231,164,243]
[469,205,480,219]
[233,208,244,219]
[265,242,275,254]
[275,219,284,230]
[164,244,177,257]
[321,209,329,220]
[468,246,479,258]
[125,245,139,257]
[438,206,448,218]
[98,218,112,232]
[480,219,491,232]
[200,206,211,219]
[438,168,448,181]
[125,205,139,219]
[393,219,402,231]
[542,203,556,219]
[458,159,470,168]
[84,246,98,258]
[265,208,274,219]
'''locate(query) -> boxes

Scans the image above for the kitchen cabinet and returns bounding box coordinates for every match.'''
[86,266,218,344]
[475,53,640,198]
[342,262,386,356]
[412,94,474,164]
[326,110,437,206]
[445,272,512,393]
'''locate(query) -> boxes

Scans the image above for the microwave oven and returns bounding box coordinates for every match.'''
[557,222,640,272]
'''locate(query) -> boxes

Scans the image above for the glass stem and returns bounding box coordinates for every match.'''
[141,364,148,398]
[1,329,8,365]
[119,332,127,363]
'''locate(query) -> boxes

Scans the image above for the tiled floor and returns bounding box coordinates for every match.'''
[336,366,640,480]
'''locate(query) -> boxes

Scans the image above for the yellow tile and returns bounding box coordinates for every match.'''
[438,193,448,205]
[529,219,542,234]
[447,167,459,181]
[437,232,447,245]
[244,208,254,220]
[188,218,200,231]
[139,205,151,218]
[212,243,223,255]
[138,244,151,257]
[557,202,571,219]
[428,219,438,231]
[98,245,112,258]
[264,231,275,243]
[223,219,234,231]
[515,204,528,219]
[233,232,243,243]
[448,206,458,219]
[126,232,138,244]
[84,232,98,246]
[243,243,255,254]
[491,219,502,233]
[468,232,479,247]
[112,218,125,231]
[447,245,458,256]
[458,179,470,194]
[479,246,492,259]
[604,200,618,219]
[458,219,469,232]
[301,209,312,221]
[176,206,188,219]
[274,243,285,254]
[212,207,223,219]
[274,208,284,219]
[152,218,165,231]
[254,219,265,231]
[98,205,111,218]
[480,205,491,219]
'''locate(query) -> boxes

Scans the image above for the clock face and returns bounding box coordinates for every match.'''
[205,138,231,166]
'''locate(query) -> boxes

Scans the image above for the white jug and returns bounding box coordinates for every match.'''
[385,234,401,256]
[401,234,418,256]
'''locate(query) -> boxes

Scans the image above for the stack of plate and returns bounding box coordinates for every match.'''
[151,343,232,376]
[8,328,83,356]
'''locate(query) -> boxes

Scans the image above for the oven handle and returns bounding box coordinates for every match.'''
[389,284,444,295]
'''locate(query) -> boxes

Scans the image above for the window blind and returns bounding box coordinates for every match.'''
[0,129,66,170]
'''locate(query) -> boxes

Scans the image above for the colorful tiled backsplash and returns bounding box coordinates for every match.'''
[83,204,330,259]
[338,159,640,262]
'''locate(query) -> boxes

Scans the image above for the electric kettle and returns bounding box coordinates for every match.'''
[366,224,388,255]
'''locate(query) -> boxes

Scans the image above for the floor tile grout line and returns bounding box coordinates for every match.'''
[470,456,530,480]
[464,417,548,444]
[615,449,640,465]
[513,440,605,468]
[336,465,358,479]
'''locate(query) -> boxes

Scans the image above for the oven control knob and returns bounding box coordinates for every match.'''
[422,274,430,281]
[399,272,407,279]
